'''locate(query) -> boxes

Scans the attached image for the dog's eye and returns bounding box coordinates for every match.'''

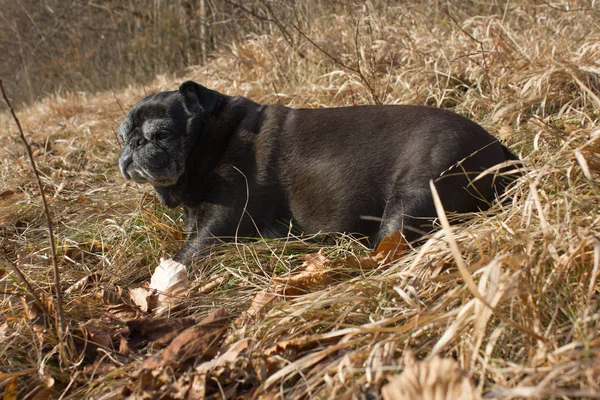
[153,131,169,141]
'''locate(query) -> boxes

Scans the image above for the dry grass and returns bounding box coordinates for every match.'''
[1,1,600,399]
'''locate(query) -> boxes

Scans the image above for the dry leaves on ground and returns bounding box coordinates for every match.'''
[129,258,189,314]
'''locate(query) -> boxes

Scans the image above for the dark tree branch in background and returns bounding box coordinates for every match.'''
[0,79,70,364]
[222,0,305,58]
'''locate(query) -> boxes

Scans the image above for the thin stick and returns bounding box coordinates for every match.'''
[0,79,69,362]
[0,252,51,316]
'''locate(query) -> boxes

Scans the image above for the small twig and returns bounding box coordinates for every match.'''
[375,11,395,102]
[0,79,70,364]
[443,7,491,85]
[98,103,122,148]
[223,0,304,58]
[111,89,126,116]
[0,252,52,316]
[289,22,380,104]
[270,81,282,105]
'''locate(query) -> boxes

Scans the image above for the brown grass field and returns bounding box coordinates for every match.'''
[1,1,600,399]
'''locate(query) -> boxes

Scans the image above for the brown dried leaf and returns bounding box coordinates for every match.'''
[199,277,225,294]
[0,189,15,198]
[138,307,229,371]
[257,393,281,400]
[106,303,142,321]
[20,294,55,329]
[126,317,196,347]
[375,230,407,260]
[65,273,102,294]
[346,252,385,271]
[21,296,41,322]
[274,269,341,296]
[118,335,134,356]
[81,322,113,349]
[264,334,337,358]
[20,374,54,400]
[128,287,157,313]
[381,354,481,400]
[187,373,207,399]
[0,190,22,208]
[2,377,18,400]
[195,338,250,374]
[273,250,343,296]
[242,290,279,319]
[299,249,331,271]
[99,285,127,305]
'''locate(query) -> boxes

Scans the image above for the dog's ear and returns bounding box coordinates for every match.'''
[179,81,221,115]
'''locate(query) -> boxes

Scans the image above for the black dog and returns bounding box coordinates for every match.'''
[118,81,518,263]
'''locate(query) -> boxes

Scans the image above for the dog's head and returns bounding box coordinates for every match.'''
[118,81,222,187]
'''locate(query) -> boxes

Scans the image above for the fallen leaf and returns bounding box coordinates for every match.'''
[195,338,250,374]
[20,294,55,329]
[0,190,15,198]
[381,353,481,400]
[28,386,51,400]
[65,273,102,294]
[74,317,127,361]
[199,277,224,294]
[375,230,407,260]
[346,252,385,271]
[106,303,142,321]
[273,249,344,296]
[118,335,134,356]
[138,307,229,371]
[2,377,18,400]
[0,190,22,208]
[99,285,127,305]
[21,296,41,322]
[128,287,157,313]
[299,249,331,271]
[264,335,337,358]
[240,290,279,321]
[273,268,341,296]
[149,258,189,314]
[126,317,196,347]
[19,374,54,400]
[80,321,113,349]
[188,373,207,399]
[257,392,280,400]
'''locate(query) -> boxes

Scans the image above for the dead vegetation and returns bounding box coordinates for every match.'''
[1,1,600,399]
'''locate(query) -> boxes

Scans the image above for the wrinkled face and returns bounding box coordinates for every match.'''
[118,91,188,187]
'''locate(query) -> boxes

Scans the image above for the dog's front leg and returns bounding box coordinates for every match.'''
[172,202,247,264]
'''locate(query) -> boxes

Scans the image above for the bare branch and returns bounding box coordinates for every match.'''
[0,78,70,364]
